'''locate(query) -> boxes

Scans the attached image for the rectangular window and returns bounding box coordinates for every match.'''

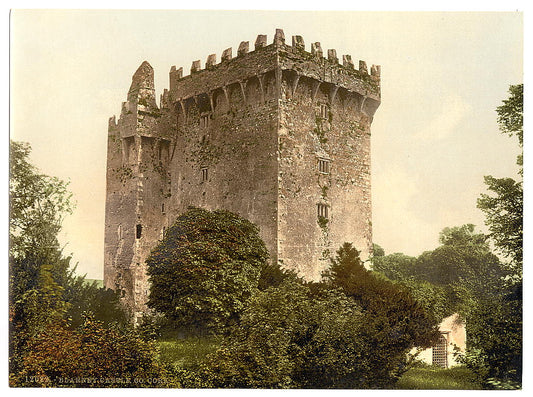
[200,114,210,129]
[318,158,330,174]
[201,167,208,182]
[319,104,328,119]
[317,203,329,219]
[161,203,165,214]
[136,224,142,239]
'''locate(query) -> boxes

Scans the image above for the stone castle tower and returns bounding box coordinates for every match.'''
[104,29,381,319]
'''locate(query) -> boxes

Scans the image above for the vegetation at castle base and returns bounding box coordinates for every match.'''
[198,244,439,389]
[322,243,441,350]
[146,207,269,334]
[9,140,158,387]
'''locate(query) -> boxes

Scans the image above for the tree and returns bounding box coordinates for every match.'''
[463,84,524,388]
[9,140,73,263]
[478,177,522,275]
[478,83,523,275]
[146,207,269,333]
[415,225,507,295]
[322,243,440,350]
[207,244,439,389]
[372,252,417,281]
[9,140,76,374]
[63,277,129,329]
[496,84,523,168]
[372,243,385,258]
[9,140,129,381]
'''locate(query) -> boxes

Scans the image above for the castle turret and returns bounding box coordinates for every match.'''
[104,61,170,321]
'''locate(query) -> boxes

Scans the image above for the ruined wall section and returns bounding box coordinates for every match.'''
[277,38,380,279]
[104,61,170,318]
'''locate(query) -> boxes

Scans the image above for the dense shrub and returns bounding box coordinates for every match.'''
[146,207,269,334]
[11,315,166,388]
[206,248,439,390]
[206,279,368,388]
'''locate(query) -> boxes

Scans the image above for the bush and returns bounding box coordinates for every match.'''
[206,270,437,389]
[146,207,269,334]
[11,315,166,388]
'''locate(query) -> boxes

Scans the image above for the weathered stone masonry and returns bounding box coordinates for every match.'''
[104,29,381,319]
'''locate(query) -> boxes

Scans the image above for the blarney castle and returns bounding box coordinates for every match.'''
[104,29,381,321]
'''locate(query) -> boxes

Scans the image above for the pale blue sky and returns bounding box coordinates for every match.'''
[10,10,523,279]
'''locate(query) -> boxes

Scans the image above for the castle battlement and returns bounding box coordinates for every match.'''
[168,29,380,109]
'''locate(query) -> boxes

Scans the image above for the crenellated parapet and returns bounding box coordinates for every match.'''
[167,29,380,118]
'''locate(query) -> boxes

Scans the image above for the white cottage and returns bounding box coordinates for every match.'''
[417,313,466,368]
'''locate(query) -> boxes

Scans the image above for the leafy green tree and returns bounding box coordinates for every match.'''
[372,243,385,258]
[146,207,269,333]
[462,288,522,388]
[9,140,130,380]
[372,252,417,281]
[64,277,129,329]
[9,140,73,263]
[257,260,301,291]
[9,140,76,375]
[478,177,522,275]
[478,83,523,275]
[463,84,523,388]
[496,84,523,168]
[208,242,439,389]
[322,243,440,350]
[414,225,507,298]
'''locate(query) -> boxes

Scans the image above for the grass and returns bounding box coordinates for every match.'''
[157,336,221,369]
[396,366,482,390]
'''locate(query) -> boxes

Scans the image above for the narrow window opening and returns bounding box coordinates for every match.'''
[200,114,210,129]
[161,203,165,214]
[136,224,142,239]
[319,103,328,119]
[201,167,208,182]
[117,224,123,239]
[317,203,329,219]
[318,158,330,174]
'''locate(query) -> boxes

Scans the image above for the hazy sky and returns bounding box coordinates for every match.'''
[10,10,523,279]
